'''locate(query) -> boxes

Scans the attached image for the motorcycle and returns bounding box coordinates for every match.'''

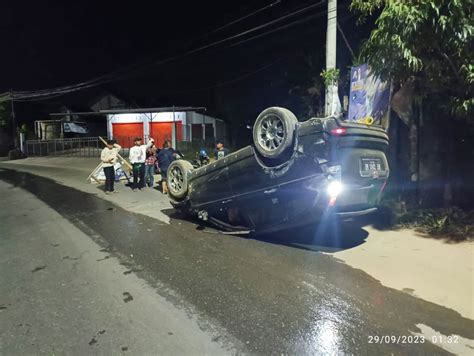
[191,149,210,169]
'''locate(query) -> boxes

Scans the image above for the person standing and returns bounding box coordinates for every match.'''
[156,139,175,194]
[214,140,229,160]
[144,145,157,188]
[129,137,154,191]
[100,139,121,194]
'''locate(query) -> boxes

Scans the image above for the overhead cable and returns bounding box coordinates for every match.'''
[4,0,326,100]
[2,1,287,98]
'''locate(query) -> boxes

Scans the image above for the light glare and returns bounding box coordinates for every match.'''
[327,181,343,197]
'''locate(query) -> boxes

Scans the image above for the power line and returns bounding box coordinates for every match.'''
[196,0,282,38]
[12,93,65,102]
[169,57,286,94]
[164,11,356,95]
[337,20,356,58]
[226,7,334,48]
[73,0,326,86]
[2,0,326,100]
[4,4,354,105]
[1,1,287,99]
[8,11,324,102]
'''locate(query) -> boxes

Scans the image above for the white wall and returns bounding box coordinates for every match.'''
[106,111,222,142]
[187,112,221,124]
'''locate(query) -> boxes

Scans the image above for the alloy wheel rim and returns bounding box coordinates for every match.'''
[169,166,184,193]
[257,114,285,151]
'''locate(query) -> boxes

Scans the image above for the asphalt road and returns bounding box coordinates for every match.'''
[0,178,233,355]
[1,168,473,355]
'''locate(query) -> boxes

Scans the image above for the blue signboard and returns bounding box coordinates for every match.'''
[348,64,390,124]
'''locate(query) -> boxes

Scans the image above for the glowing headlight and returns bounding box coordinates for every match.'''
[327,181,343,197]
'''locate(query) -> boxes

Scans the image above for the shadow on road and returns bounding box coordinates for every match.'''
[163,207,369,253]
[254,219,369,253]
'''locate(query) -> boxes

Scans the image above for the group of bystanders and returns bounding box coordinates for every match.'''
[100,138,229,195]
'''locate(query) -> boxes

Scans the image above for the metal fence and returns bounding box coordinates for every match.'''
[25,137,102,157]
[24,136,217,158]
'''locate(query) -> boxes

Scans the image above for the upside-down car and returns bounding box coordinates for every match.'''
[166,107,389,234]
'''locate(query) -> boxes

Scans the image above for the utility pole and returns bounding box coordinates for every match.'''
[10,90,18,148]
[172,105,176,149]
[325,0,338,116]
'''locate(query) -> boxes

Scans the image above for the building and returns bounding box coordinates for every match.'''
[45,92,227,148]
[105,107,225,148]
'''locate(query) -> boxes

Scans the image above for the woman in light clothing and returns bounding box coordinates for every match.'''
[100,139,121,194]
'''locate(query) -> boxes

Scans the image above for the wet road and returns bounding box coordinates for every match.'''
[1,168,473,354]
[0,178,232,354]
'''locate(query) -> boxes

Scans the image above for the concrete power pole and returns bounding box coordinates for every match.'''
[10,91,18,148]
[325,0,339,116]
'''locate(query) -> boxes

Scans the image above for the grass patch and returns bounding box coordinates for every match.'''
[375,202,474,242]
[396,207,474,241]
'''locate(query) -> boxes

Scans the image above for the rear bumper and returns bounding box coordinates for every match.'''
[251,206,377,235]
[335,207,377,218]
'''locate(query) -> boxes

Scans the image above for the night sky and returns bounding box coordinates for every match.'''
[1,0,369,142]
[2,1,248,89]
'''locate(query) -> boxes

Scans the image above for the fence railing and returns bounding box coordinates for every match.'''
[24,137,216,158]
[25,137,102,157]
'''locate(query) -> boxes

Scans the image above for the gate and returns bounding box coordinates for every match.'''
[25,137,101,157]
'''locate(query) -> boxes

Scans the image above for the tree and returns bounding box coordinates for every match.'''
[351,0,473,119]
[285,53,325,118]
[351,0,473,207]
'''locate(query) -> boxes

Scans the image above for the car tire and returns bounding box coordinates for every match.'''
[167,160,193,199]
[253,107,298,159]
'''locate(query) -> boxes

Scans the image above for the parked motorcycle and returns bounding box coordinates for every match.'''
[191,149,210,168]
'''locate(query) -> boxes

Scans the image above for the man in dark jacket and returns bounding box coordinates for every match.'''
[157,140,175,194]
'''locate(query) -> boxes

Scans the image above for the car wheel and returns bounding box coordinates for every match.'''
[253,107,298,159]
[167,160,193,199]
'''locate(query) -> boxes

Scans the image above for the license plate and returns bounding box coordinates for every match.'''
[360,158,384,178]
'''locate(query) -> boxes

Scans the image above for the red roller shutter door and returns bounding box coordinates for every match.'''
[150,122,182,146]
[112,123,144,147]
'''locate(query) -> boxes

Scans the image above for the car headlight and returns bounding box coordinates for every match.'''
[327,181,343,197]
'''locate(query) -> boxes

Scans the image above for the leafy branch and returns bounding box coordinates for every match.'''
[320,68,340,87]
[351,0,474,118]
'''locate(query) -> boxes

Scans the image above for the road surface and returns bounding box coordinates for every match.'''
[1,168,473,354]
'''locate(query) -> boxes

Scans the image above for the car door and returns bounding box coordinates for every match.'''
[188,158,233,208]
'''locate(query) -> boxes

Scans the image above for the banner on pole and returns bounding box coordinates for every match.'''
[348,64,390,126]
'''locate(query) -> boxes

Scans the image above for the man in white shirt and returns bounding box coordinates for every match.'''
[129,136,154,191]
[100,139,122,194]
